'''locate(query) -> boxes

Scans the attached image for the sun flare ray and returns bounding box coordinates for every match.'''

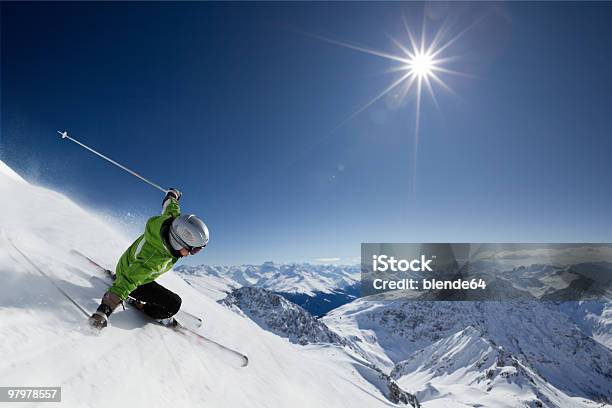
[313,16,470,195]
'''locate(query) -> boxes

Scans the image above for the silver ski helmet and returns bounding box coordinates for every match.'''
[169,214,209,254]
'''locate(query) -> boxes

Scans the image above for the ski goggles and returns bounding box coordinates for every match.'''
[188,245,204,255]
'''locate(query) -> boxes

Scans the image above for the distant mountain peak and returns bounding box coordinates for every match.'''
[175,262,359,296]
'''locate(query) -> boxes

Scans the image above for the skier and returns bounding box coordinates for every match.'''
[88,188,209,329]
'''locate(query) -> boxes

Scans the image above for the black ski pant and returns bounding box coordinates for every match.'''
[129,281,182,319]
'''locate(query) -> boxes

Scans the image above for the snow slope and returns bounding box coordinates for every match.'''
[559,300,612,349]
[0,160,415,408]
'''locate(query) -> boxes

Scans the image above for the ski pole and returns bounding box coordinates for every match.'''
[57,130,168,194]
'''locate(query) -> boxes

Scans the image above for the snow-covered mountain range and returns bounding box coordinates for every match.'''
[188,262,612,407]
[175,262,360,316]
[175,262,359,296]
[323,299,612,407]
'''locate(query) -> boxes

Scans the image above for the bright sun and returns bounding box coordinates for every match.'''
[312,17,470,194]
[315,22,463,128]
[408,51,435,78]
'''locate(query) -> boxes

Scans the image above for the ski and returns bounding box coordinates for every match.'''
[71,249,249,367]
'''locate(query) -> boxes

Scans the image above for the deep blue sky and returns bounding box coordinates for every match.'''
[2,2,612,265]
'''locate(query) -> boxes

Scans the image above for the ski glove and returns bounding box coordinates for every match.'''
[165,188,182,202]
[162,188,181,214]
[88,291,123,329]
[88,311,108,329]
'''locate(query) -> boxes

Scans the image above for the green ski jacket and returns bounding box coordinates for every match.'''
[109,198,181,300]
